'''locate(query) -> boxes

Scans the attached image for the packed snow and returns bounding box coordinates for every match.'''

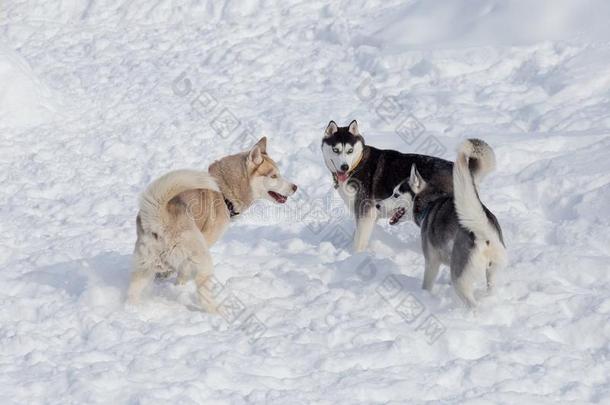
[1,0,609,403]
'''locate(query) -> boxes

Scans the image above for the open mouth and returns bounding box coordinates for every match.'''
[389,207,406,225]
[336,171,349,182]
[268,191,288,204]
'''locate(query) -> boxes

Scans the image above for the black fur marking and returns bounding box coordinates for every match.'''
[321,125,365,147]
[136,215,143,235]
[155,271,174,280]
[397,180,416,198]
[484,204,505,247]
[224,198,239,217]
[468,157,480,173]
[350,145,453,218]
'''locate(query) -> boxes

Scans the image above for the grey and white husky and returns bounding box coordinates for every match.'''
[321,120,454,252]
[378,139,507,307]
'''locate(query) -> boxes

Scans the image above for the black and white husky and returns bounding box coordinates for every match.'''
[379,139,507,307]
[321,120,454,252]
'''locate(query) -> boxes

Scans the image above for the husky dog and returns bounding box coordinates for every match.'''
[321,120,454,252]
[379,139,506,307]
[128,137,297,311]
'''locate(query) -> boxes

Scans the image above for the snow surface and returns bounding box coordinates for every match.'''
[1,0,609,403]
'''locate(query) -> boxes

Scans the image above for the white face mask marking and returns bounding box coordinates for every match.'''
[322,141,364,182]
[251,168,297,205]
[375,183,414,222]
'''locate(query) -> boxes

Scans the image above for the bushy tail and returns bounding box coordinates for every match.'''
[453,139,497,240]
[138,169,219,235]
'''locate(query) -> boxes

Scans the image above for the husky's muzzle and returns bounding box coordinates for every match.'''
[268,187,295,203]
[267,183,297,204]
[389,207,406,225]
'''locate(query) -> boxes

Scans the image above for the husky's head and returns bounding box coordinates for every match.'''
[378,164,438,225]
[321,120,365,183]
[209,137,297,211]
[375,173,417,226]
[247,137,298,204]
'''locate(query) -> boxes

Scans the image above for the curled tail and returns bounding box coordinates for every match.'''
[452,139,497,241]
[138,169,219,235]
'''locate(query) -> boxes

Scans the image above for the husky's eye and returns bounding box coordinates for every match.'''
[332,147,340,154]
[347,149,353,154]
[393,193,400,198]
[270,174,278,179]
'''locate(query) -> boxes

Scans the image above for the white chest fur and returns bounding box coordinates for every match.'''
[336,180,357,213]
[335,179,394,220]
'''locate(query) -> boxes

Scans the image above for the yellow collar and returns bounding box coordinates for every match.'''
[347,151,364,175]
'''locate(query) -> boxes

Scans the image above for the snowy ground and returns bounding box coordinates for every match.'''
[1,0,610,403]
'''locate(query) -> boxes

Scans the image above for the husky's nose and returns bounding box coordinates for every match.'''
[375,204,381,209]
[292,184,297,192]
[340,164,349,172]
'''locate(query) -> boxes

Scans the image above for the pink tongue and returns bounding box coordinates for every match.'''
[337,172,348,182]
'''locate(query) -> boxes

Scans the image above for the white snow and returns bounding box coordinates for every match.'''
[1,0,609,403]
[0,44,56,127]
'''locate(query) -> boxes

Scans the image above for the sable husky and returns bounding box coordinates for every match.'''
[128,137,297,311]
[321,120,454,252]
[379,139,506,307]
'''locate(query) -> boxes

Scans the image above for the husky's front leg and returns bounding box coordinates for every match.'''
[422,254,441,292]
[353,206,377,252]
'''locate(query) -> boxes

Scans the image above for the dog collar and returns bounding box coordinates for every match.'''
[414,204,432,227]
[224,198,239,217]
[348,151,364,175]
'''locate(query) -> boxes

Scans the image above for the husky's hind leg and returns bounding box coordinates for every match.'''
[485,241,507,295]
[166,227,218,313]
[486,265,497,294]
[450,236,480,308]
[175,265,192,285]
[451,248,483,308]
[453,271,477,308]
[128,233,164,303]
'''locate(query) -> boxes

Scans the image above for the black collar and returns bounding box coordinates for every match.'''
[224,197,239,218]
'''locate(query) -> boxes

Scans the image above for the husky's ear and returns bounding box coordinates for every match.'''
[248,137,266,166]
[348,120,359,135]
[325,121,338,137]
[253,136,267,154]
[408,164,425,193]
